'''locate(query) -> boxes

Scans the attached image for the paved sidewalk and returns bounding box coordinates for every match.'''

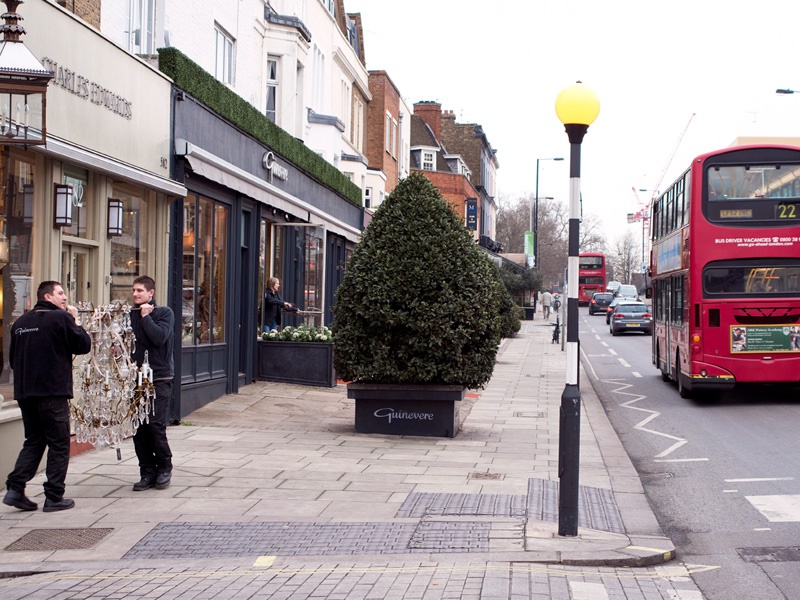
[0,322,695,598]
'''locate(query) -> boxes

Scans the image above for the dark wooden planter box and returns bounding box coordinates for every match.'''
[523,307,536,320]
[347,383,466,438]
[257,341,336,387]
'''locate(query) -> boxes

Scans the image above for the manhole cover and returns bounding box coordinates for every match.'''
[470,472,503,480]
[6,528,114,551]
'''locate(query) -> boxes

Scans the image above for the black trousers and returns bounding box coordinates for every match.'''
[6,397,71,501]
[133,380,173,479]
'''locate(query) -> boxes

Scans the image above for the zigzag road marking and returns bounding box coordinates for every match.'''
[604,378,690,460]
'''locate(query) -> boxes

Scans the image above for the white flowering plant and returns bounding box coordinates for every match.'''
[261,324,333,343]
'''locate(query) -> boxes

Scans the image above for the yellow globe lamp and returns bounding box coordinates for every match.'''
[555,81,600,126]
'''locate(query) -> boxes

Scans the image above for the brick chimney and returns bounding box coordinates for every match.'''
[414,101,443,140]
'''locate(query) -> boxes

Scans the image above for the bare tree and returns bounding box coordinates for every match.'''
[608,230,640,284]
[495,194,608,292]
[494,194,533,254]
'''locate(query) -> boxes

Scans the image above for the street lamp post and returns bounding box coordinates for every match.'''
[554,81,600,537]
[533,157,564,269]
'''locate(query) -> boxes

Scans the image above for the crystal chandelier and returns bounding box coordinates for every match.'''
[71,302,155,447]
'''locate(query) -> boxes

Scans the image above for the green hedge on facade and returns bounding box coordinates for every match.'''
[157,47,362,207]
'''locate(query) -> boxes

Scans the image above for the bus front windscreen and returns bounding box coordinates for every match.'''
[579,257,604,270]
[706,163,800,224]
[703,260,800,297]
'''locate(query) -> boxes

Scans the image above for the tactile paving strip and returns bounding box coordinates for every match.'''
[527,479,625,533]
[397,492,527,518]
[397,479,624,534]
[125,522,418,559]
[5,528,114,551]
[408,520,491,551]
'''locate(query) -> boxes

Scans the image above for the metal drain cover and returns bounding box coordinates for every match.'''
[6,528,113,551]
[739,547,800,563]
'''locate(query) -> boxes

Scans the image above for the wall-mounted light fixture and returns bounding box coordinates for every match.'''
[107,198,123,237]
[53,183,73,228]
[0,0,54,146]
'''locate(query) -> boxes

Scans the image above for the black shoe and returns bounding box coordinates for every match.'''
[154,472,171,490]
[132,477,155,492]
[43,498,75,512]
[3,489,37,511]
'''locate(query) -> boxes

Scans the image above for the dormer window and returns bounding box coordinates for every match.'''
[423,151,435,171]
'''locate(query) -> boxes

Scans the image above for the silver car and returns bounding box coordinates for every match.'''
[609,301,651,335]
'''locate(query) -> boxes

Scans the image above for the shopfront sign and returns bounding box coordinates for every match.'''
[262,151,289,182]
[23,0,172,177]
[41,57,133,120]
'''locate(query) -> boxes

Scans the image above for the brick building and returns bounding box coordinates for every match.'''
[410,102,481,239]
[364,70,411,209]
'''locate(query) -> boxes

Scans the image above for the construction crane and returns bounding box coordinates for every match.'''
[630,113,696,273]
[648,113,696,203]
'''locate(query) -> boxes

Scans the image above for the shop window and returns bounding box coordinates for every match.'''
[182,194,228,345]
[0,153,35,396]
[109,184,149,301]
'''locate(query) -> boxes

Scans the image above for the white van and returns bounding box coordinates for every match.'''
[615,284,638,300]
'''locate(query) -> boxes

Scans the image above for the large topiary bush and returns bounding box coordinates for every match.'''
[332,173,503,388]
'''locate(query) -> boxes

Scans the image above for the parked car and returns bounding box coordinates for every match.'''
[606,281,621,295]
[615,284,638,300]
[609,301,652,335]
[588,292,614,315]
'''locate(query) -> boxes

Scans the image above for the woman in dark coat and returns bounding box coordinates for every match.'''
[263,277,296,332]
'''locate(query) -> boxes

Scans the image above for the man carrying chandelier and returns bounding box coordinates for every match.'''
[130,275,175,492]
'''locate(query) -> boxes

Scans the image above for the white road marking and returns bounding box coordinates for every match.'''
[595,334,601,340]
[618,358,631,367]
[723,490,738,493]
[606,379,690,460]
[570,581,609,599]
[601,341,609,347]
[632,371,642,378]
[608,348,617,355]
[746,495,800,522]
[754,528,772,531]
[725,477,794,483]
[654,458,709,463]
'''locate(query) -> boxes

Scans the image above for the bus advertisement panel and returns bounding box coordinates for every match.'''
[578,252,606,305]
[650,145,800,398]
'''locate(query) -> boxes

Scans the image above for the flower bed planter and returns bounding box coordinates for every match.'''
[257,341,336,387]
[347,383,466,438]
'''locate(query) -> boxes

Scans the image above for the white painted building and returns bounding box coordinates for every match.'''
[100,0,370,197]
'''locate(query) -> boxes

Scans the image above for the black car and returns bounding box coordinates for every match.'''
[609,301,652,335]
[588,292,614,315]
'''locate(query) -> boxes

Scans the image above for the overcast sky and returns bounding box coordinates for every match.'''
[346,0,800,246]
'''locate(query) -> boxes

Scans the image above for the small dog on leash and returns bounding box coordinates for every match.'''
[552,319,560,344]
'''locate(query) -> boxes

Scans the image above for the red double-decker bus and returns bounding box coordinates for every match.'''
[649,145,800,398]
[578,252,606,304]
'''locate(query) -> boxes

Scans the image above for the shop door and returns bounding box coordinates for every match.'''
[61,244,92,305]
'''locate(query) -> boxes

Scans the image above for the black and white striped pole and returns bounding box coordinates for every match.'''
[554,82,600,537]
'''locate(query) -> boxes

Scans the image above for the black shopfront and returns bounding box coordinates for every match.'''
[170,91,362,417]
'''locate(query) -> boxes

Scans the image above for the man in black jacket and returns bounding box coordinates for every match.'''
[130,275,175,492]
[3,281,91,513]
